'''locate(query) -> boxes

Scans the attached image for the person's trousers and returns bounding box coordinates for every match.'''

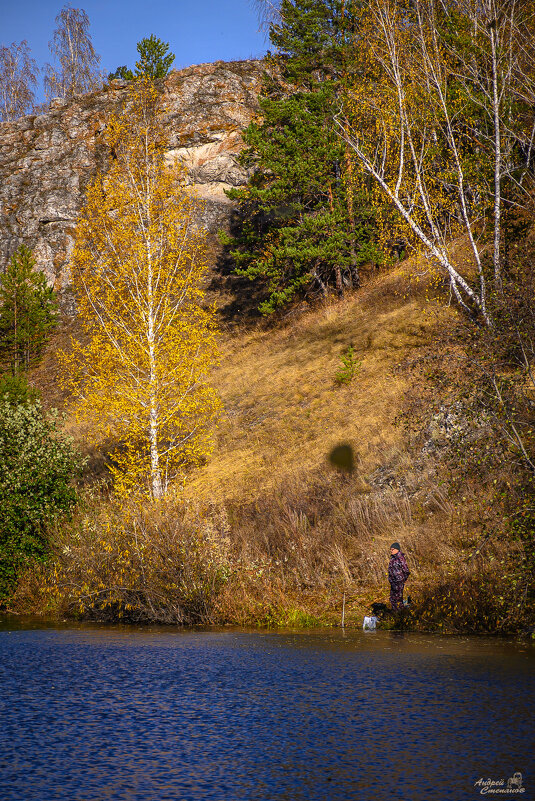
[390,581,405,611]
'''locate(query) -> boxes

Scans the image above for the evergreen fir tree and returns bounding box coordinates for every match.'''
[221,0,380,313]
[0,245,58,375]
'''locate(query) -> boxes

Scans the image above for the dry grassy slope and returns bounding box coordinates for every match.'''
[186,266,453,504]
[28,263,498,627]
[30,261,451,499]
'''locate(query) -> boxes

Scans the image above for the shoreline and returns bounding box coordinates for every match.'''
[2,608,534,638]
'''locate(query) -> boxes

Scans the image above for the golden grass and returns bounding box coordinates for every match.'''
[22,259,531,630]
[186,265,451,503]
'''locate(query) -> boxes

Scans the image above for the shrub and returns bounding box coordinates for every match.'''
[0,400,82,602]
[408,560,534,634]
[0,373,39,405]
[50,498,232,624]
[335,345,361,385]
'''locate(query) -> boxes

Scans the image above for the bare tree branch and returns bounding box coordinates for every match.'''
[44,5,102,101]
[0,41,38,122]
[249,0,282,32]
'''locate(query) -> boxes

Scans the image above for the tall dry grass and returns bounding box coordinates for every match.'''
[18,261,531,631]
[42,495,232,624]
[185,267,448,505]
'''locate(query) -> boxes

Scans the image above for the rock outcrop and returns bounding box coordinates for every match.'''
[0,60,262,295]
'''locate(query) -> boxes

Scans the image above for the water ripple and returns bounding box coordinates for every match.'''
[0,626,533,800]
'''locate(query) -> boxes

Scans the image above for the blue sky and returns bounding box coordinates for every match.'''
[1,0,269,100]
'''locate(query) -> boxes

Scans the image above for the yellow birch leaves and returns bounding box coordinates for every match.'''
[61,80,220,498]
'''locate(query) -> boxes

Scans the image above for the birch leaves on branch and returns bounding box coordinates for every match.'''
[61,81,220,499]
[337,0,535,324]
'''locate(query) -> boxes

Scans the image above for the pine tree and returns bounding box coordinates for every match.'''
[108,35,175,82]
[221,0,380,313]
[108,65,134,81]
[269,0,356,87]
[134,35,175,79]
[0,245,58,376]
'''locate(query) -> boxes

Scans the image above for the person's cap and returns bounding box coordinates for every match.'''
[390,542,401,551]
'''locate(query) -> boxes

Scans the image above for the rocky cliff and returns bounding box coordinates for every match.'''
[0,60,262,297]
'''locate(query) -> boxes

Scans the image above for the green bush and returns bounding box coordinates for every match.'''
[0,399,83,603]
[335,345,361,385]
[0,373,39,405]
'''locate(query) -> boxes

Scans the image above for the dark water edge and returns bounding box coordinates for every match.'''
[1,618,534,801]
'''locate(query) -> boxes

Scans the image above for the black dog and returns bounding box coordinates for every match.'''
[371,602,389,619]
[371,598,411,619]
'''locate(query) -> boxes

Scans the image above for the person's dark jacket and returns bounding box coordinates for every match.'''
[388,551,410,585]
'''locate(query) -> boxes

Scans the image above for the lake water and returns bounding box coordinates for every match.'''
[0,621,533,801]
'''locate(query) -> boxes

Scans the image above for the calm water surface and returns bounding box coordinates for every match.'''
[0,621,533,801]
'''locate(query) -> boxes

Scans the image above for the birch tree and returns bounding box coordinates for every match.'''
[0,40,39,122]
[337,0,535,324]
[443,0,535,293]
[44,5,102,100]
[61,81,220,499]
[250,0,282,30]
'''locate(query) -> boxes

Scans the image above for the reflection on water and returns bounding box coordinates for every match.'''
[0,623,533,801]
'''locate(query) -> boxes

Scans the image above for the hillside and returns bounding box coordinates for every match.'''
[192,267,442,503]
[2,33,532,632]
[22,255,520,631]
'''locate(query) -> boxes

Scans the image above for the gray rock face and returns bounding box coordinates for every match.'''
[0,60,262,294]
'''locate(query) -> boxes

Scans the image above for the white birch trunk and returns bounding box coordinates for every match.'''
[147,263,163,500]
[145,161,163,500]
[490,23,503,291]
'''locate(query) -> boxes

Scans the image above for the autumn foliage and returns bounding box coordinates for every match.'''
[61,81,220,498]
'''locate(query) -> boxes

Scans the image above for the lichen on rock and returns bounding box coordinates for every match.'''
[0,60,262,300]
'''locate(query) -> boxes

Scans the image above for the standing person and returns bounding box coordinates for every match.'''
[388,542,410,611]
